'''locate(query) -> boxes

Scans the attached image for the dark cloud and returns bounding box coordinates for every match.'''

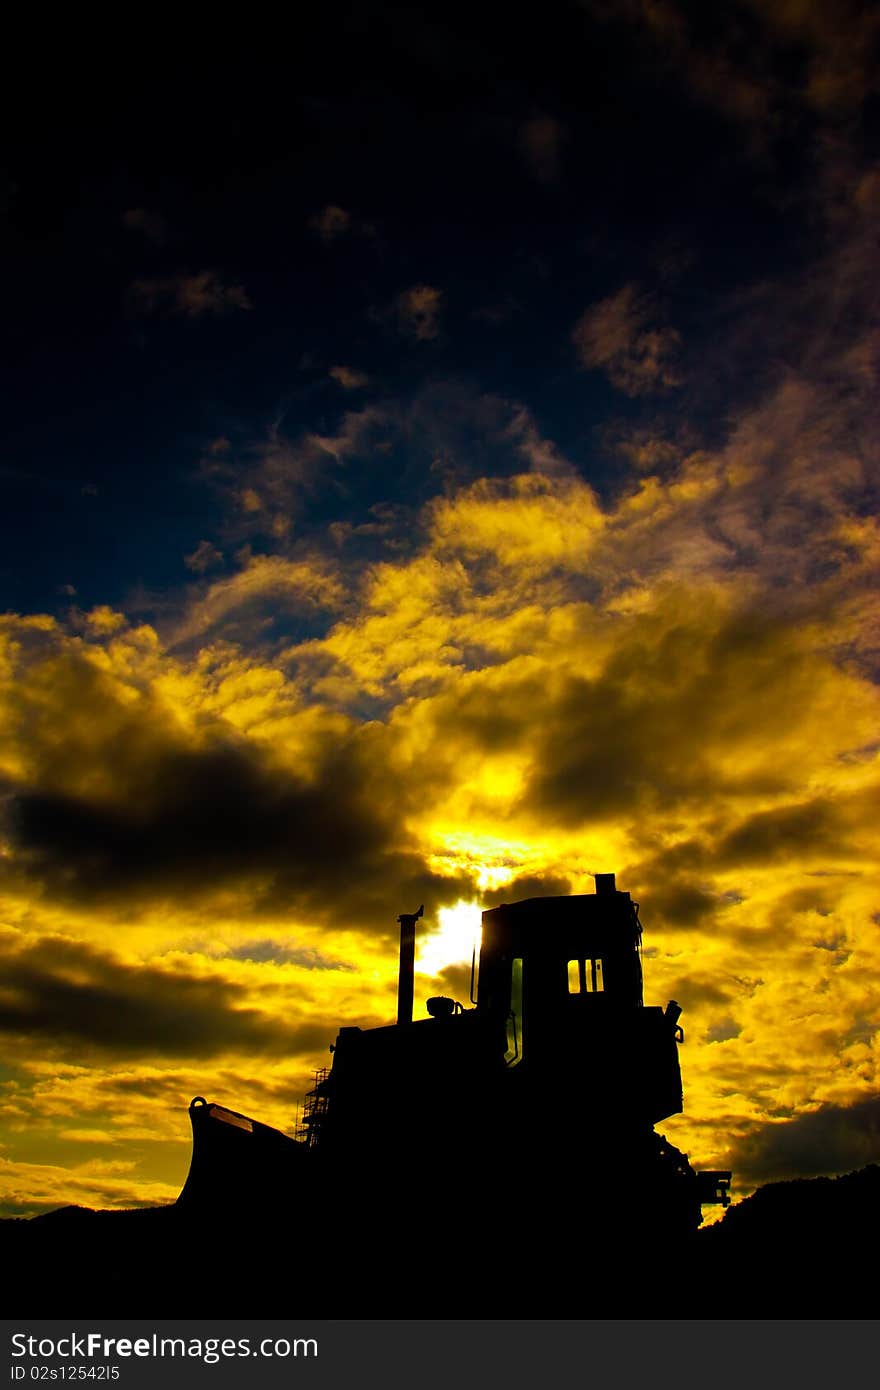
[94,1073,194,1100]
[2,647,473,931]
[11,741,378,886]
[85,1068,310,1112]
[661,975,733,1011]
[513,607,874,834]
[401,600,839,850]
[481,872,572,907]
[522,670,743,827]
[642,881,718,930]
[424,671,546,757]
[714,797,848,867]
[431,962,473,1004]
[0,936,322,1058]
[704,1015,742,1044]
[728,1095,880,1185]
[226,941,355,970]
[7,734,471,931]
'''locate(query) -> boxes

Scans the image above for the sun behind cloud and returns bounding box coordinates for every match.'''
[416,900,483,978]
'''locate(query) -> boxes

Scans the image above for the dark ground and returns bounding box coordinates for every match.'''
[2,1165,877,1318]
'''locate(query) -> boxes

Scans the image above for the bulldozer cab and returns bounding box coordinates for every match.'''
[476,875,683,1126]
[317,875,684,1170]
[477,873,645,1064]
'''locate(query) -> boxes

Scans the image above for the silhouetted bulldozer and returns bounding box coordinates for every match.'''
[180,875,730,1259]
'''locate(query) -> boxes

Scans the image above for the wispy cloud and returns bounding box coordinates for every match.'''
[503,404,573,475]
[308,204,352,241]
[121,207,166,242]
[200,407,387,543]
[174,552,345,645]
[519,114,565,182]
[396,284,444,341]
[128,271,251,317]
[588,0,880,140]
[184,540,224,574]
[572,283,682,395]
[329,365,370,390]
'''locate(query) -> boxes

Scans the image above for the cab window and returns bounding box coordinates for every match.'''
[505,957,523,1065]
[567,958,604,993]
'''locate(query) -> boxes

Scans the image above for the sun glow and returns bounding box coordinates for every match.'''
[416,899,483,977]
[425,831,546,889]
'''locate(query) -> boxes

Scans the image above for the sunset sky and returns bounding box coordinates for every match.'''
[1,3,878,1216]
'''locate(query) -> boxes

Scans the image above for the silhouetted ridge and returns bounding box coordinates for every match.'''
[2,1164,877,1315]
[705,1163,879,1244]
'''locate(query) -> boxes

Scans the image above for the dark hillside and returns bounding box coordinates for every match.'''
[3,1165,876,1318]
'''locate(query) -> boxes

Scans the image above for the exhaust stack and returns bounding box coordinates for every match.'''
[396,904,424,1025]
